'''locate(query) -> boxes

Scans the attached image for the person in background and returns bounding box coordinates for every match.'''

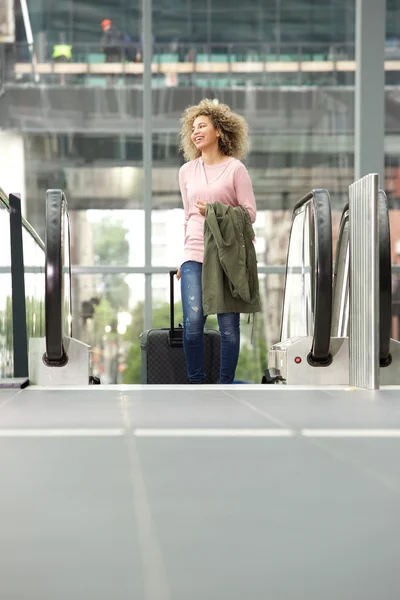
[100,19,124,63]
[52,44,72,63]
[52,43,72,85]
[134,34,155,62]
[177,98,257,384]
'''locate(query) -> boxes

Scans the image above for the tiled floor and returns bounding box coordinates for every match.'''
[0,385,400,599]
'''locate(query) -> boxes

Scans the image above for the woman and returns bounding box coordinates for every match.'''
[177,98,257,384]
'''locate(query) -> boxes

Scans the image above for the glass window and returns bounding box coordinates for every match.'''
[71,272,144,384]
[7,0,400,383]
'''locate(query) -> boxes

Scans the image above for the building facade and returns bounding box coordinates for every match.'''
[0,0,399,381]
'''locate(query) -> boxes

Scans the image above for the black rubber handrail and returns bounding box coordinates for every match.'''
[44,189,72,365]
[282,189,332,364]
[378,190,392,366]
[1,185,45,251]
[21,214,45,252]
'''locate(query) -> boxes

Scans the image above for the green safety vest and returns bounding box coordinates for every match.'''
[52,45,72,60]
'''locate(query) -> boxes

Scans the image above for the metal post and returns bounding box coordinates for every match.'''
[9,193,29,378]
[143,0,152,331]
[349,174,379,389]
[20,0,40,83]
[355,0,385,182]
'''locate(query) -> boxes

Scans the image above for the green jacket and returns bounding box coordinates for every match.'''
[202,202,261,315]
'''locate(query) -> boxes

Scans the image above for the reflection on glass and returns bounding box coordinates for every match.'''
[71,273,143,384]
[331,215,349,338]
[0,201,13,378]
[281,202,314,341]
[63,209,72,337]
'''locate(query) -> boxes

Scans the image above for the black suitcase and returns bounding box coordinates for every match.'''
[140,270,220,384]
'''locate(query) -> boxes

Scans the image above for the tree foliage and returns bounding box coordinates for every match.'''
[93,218,130,310]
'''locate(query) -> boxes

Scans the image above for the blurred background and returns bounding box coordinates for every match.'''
[0,0,399,383]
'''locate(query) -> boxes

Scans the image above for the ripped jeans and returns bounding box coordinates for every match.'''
[180,261,240,384]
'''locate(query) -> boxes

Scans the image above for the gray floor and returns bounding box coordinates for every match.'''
[0,385,400,600]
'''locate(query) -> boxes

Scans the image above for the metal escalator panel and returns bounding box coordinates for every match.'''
[44,189,72,365]
[280,189,332,364]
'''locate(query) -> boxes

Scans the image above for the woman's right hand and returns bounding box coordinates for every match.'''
[176,266,181,280]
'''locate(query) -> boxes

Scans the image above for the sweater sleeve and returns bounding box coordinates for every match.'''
[179,165,189,225]
[234,164,257,223]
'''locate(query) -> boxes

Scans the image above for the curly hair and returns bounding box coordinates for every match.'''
[179,99,249,162]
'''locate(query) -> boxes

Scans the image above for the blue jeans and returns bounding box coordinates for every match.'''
[180,261,240,384]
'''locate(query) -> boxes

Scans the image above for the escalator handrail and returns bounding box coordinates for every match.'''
[0,186,45,251]
[310,189,333,362]
[282,189,332,363]
[293,191,314,213]
[378,190,392,365]
[0,187,8,209]
[21,215,45,252]
[44,189,72,365]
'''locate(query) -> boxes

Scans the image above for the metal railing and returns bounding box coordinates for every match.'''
[5,41,400,88]
[0,187,45,382]
[10,40,360,64]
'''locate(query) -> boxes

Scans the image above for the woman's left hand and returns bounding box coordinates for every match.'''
[195,199,207,217]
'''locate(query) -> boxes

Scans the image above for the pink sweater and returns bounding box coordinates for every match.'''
[179,157,257,264]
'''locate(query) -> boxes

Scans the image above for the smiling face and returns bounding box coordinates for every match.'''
[191,115,220,154]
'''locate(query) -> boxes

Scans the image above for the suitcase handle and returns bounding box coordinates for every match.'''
[169,270,177,329]
[169,270,181,345]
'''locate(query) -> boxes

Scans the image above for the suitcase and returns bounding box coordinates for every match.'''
[140,270,220,384]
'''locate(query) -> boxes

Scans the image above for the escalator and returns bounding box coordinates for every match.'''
[267,189,350,385]
[0,185,96,387]
[268,186,400,385]
[279,189,333,366]
[29,189,96,385]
